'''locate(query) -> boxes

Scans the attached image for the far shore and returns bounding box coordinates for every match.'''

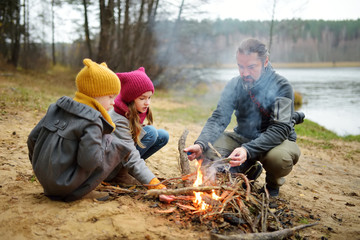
[272,61,360,68]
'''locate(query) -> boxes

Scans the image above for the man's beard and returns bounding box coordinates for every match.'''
[242,76,255,90]
[241,65,266,90]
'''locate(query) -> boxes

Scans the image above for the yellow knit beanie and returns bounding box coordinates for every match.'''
[76,58,120,97]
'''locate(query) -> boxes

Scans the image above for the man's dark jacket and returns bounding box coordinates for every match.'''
[195,64,296,161]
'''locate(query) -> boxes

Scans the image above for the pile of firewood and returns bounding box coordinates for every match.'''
[99,130,318,239]
[145,170,317,238]
[100,169,317,239]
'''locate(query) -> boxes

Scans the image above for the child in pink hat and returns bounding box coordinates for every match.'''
[108,67,170,195]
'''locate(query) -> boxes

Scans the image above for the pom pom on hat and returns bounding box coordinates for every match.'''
[76,58,120,97]
[116,67,154,103]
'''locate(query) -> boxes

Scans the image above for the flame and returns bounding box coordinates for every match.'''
[192,160,220,211]
[211,189,221,200]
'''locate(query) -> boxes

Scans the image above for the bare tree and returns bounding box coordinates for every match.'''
[111,0,160,74]
[97,0,115,63]
[51,0,56,65]
[0,0,22,67]
[119,0,130,69]
[115,0,122,51]
[268,0,277,54]
[83,0,93,58]
[162,0,185,65]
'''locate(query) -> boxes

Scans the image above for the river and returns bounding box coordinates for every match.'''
[194,67,360,136]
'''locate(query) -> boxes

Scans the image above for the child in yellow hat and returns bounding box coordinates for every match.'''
[27,58,130,201]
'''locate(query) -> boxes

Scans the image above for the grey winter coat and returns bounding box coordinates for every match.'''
[108,110,156,184]
[195,64,297,161]
[27,96,130,201]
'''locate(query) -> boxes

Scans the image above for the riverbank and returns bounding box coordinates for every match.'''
[1,69,359,239]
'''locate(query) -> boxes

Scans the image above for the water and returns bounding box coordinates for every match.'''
[195,67,360,136]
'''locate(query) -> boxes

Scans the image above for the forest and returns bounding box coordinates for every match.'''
[1,0,359,87]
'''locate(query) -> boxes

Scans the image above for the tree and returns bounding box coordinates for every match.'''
[268,0,277,54]
[0,0,22,67]
[83,0,93,58]
[109,0,161,75]
[51,0,56,65]
[97,0,115,63]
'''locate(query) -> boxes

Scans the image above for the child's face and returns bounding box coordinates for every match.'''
[134,91,153,113]
[94,94,117,111]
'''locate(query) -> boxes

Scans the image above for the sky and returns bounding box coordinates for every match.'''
[188,0,360,21]
[31,0,360,43]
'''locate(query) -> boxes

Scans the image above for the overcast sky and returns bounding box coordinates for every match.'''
[36,0,360,43]
[189,0,360,21]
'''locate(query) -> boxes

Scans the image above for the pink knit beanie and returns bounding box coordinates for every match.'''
[116,67,154,103]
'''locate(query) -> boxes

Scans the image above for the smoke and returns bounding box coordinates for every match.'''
[201,158,231,185]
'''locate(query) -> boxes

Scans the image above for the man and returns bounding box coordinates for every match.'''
[184,38,302,197]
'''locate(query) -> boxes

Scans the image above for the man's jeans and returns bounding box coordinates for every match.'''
[203,131,300,188]
[136,125,169,160]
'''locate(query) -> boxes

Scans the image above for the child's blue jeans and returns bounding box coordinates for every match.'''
[136,125,169,160]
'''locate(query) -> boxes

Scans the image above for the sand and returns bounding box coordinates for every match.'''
[0,96,359,240]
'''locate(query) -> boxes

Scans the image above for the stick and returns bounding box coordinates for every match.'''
[210,223,318,240]
[261,193,266,232]
[252,195,283,230]
[237,198,255,233]
[237,173,250,201]
[145,185,235,197]
[208,158,232,166]
[263,194,269,232]
[143,172,196,187]
[99,185,136,193]
[208,142,222,158]
[178,129,191,175]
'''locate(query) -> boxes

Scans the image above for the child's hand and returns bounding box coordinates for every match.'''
[147,177,166,189]
[159,194,176,203]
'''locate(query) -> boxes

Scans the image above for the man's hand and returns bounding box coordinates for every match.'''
[183,144,202,161]
[228,147,247,167]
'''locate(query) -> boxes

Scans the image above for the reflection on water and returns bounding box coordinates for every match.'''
[277,68,360,136]
[195,67,360,136]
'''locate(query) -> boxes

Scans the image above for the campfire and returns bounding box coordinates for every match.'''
[192,160,221,211]
[100,130,318,239]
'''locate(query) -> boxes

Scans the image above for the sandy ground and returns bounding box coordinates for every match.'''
[1,87,360,240]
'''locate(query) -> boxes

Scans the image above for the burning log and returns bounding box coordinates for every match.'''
[201,192,222,208]
[146,185,227,197]
[210,223,319,240]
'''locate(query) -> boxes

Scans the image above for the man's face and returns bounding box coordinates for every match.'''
[236,52,268,84]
